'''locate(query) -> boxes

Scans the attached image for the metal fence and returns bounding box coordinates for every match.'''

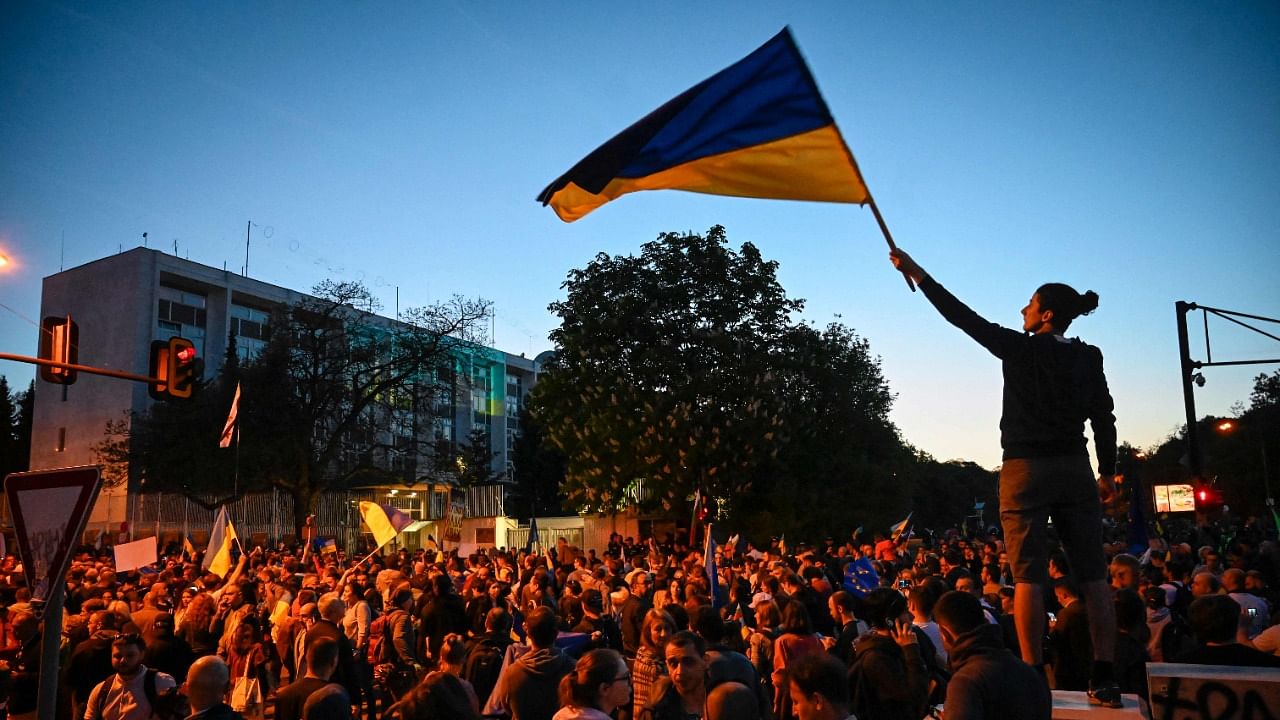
[128,482,510,550]
[506,524,583,551]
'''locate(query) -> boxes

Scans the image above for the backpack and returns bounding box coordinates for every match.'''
[462,638,506,708]
[367,611,392,665]
[94,669,185,720]
[1160,614,1195,663]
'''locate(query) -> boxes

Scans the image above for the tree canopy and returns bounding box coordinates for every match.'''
[531,226,917,536]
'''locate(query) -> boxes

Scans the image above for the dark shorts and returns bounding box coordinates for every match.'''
[999,455,1106,585]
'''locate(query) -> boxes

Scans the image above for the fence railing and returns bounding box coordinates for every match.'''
[506,525,582,551]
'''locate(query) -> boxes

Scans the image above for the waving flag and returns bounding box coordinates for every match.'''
[843,556,880,598]
[538,27,868,222]
[890,512,913,543]
[526,515,541,554]
[359,501,412,548]
[203,506,238,578]
[219,382,240,448]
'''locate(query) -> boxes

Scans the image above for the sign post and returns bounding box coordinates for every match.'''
[5,465,103,720]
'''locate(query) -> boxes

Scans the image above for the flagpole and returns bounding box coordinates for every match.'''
[842,148,916,293]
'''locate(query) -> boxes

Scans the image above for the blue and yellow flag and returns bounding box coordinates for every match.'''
[202,506,237,578]
[538,28,868,222]
[359,501,413,549]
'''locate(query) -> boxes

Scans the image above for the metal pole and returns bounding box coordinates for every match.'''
[245,220,251,277]
[1176,302,1203,476]
[35,580,65,719]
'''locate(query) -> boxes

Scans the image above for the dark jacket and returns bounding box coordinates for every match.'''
[274,676,329,720]
[848,632,929,720]
[919,275,1116,473]
[67,632,117,705]
[144,630,197,683]
[305,619,363,706]
[188,701,245,719]
[619,595,652,657]
[420,592,469,659]
[484,646,576,720]
[944,623,1051,720]
[638,677,698,720]
[1049,599,1091,691]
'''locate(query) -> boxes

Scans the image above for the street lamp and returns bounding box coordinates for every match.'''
[1214,418,1273,513]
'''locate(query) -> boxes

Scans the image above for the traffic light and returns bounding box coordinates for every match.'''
[1194,483,1224,514]
[149,337,200,400]
[39,316,79,384]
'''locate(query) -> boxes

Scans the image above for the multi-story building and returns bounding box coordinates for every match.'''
[30,247,541,529]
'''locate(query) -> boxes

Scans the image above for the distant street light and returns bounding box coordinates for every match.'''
[1214,418,1273,512]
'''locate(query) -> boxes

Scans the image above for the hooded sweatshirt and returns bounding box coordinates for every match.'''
[483,646,576,720]
[944,623,1051,720]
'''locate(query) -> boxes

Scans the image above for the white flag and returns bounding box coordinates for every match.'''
[219,382,241,448]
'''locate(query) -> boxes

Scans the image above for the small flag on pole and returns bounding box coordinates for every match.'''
[526,515,541,554]
[358,501,412,549]
[890,512,913,543]
[705,527,721,609]
[319,538,338,555]
[538,27,868,223]
[219,382,241,448]
[182,535,196,560]
[203,506,238,578]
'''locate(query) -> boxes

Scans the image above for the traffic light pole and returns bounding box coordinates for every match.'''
[1175,302,1204,477]
[0,352,160,385]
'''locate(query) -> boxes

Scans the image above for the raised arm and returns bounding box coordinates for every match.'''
[889,248,1023,359]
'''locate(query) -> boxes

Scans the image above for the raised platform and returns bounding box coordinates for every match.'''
[1052,691,1144,719]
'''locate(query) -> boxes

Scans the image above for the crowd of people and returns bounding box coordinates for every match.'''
[0,519,1278,720]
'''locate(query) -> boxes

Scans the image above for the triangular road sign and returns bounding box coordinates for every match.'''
[5,466,101,605]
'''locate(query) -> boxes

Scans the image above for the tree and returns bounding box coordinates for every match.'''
[233,280,491,530]
[531,226,910,536]
[1250,370,1280,411]
[450,427,501,487]
[0,377,19,477]
[508,407,567,518]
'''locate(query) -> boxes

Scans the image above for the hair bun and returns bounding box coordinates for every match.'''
[1078,291,1099,315]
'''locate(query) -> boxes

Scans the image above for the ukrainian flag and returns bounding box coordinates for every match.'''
[359,501,413,549]
[538,28,868,222]
[202,506,237,578]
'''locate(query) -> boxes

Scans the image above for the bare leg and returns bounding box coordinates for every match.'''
[1014,581,1044,665]
[1080,579,1116,663]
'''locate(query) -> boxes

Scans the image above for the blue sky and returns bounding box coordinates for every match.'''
[2,2,1277,469]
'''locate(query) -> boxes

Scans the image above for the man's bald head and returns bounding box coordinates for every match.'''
[707,681,759,720]
[185,655,230,711]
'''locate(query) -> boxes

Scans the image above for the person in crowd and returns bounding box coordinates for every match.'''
[67,610,121,718]
[847,587,930,720]
[707,682,761,720]
[142,612,194,683]
[641,631,708,720]
[184,656,241,720]
[772,599,824,719]
[633,609,676,719]
[483,606,576,720]
[823,591,865,666]
[1222,568,1270,639]
[83,633,180,720]
[553,648,631,720]
[786,652,854,720]
[304,594,362,709]
[1050,577,1092,691]
[275,636,338,720]
[384,671,480,720]
[433,633,480,713]
[889,247,1122,708]
[934,590,1050,720]
[301,683,352,720]
[1174,595,1280,667]
[462,606,514,709]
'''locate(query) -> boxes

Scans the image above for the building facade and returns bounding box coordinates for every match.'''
[31,247,540,527]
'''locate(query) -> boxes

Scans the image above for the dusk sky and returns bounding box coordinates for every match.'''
[2,2,1277,470]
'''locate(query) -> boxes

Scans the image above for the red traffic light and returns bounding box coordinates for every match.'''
[149,337,200,401]
[176,345,197,364]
